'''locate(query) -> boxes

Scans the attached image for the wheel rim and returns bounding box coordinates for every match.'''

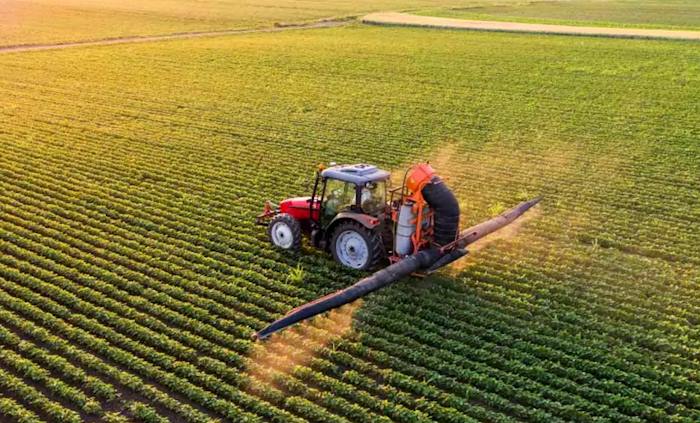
[271,221,294,249]
[336,230,369,269]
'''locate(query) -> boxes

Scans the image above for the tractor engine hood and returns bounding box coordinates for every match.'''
[280,197,313,210]
[279,197,319,221]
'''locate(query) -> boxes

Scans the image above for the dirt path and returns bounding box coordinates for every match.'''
[0,20,347,54]
[362,12,700,41]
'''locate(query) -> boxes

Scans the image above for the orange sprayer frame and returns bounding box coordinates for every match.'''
[406,163,436,254]
[390,163,436,262]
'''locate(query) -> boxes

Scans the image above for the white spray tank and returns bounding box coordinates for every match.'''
[395,202,416,256]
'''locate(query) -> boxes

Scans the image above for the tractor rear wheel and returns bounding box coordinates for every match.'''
[330,222,383,270]
[268,213,301,251]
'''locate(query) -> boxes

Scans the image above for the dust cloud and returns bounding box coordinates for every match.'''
[468,205,541,253]
[392,142,465,188]
[450,205,541,273]
[245,301,362,389]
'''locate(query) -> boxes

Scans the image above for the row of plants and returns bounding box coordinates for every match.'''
[0,397,42,423]
[0,362,81,423]
[0,306,218,422]
[0,346,101,415]
[0,271,270,422]
[0,324,117,402]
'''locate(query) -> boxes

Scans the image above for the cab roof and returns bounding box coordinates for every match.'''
[321,164,390,185]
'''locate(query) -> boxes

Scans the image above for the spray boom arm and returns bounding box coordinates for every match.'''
[252,196,541,340]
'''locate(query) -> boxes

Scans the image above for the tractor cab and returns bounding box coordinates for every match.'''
[316,164,390,224]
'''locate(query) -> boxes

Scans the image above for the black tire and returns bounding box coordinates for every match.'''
[330,221,384,270]
[268,213,302,251]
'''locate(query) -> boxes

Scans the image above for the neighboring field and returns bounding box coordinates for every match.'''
[420,0,700,30]
[1,22,698,421]
[0,0,516,47]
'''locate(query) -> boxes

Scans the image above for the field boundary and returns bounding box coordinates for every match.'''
[0,19,350,54]
[362,12,700,41]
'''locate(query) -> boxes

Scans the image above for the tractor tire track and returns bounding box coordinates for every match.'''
[0,19,350,54]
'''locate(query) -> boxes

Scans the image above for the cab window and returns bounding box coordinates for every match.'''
[360,181,386,215]
[323,179,356,219]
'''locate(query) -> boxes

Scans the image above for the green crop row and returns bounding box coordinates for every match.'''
[0,397,42,423]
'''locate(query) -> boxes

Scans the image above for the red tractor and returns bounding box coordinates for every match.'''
[257,162,459,270]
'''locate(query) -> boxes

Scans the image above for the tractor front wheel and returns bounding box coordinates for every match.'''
[330,222,383,270]
[268,213,301,251]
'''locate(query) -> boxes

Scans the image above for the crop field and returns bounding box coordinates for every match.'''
[0,0,516,47]
[1,2,699,422]
[420,0,700,30]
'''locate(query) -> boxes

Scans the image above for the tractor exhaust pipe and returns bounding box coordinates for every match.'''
[252,196,541,340]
